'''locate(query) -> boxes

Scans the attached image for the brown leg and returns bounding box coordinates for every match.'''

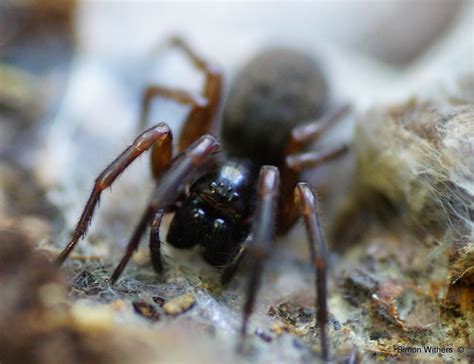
[168,37,222,151]
[109,205,156,284]
[294,183,330,362]
[149,209,166,274]
[284,103,351,155]
[240,166,280,341]
[140,86,208,130]
[286,144,349,171]
[140,36,222,152]
[150,116,173,180]
[108,134,219,283]
[150,134,219,207]
[277,104,351,234]
[56,123,171,266]
[275,165,299,235]
[276,143,347,233]
[148,203,178,275]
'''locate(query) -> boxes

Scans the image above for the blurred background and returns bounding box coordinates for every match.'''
[0,1,473,363]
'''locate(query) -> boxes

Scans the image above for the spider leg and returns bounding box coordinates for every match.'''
[108,134,219,283]
[140,36,222,152]
[278,140,348,233]
[168,36,222,151]
[109,206,172,284]
[148,203,180,275]
[56,123,171,266]
[286,144,349,171]
[240,166,280,339]
[140,86,208,130]
[150,119,173,179]
[284,103,351,155]
[294,183,330,362]
[277,103,351,234]
[220,234,252,285]
[149,209,166,274]
[109,205,156,284]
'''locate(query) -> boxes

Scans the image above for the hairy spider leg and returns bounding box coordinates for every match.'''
[140,36,222,153]
[286,144,349,171]
[106,37,225,281]
[235,103,351,355]
[220,235,252,285]
[56,123,171,265]
[149,209,166,274]
[284,103,351,155]
[240,166,280,344]
[295,183,330,362]
[109,134,220,283]
[276,106,351,360]
[277,103,351,234]
[109,37,224,281]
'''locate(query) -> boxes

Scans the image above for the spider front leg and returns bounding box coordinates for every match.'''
[109,134,220,283]
[220,235,252,285]
[56,123,172,265]
[240,166,280,341]
[295,183,330,362]
[149,209,166,274]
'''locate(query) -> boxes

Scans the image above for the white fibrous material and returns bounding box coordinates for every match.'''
[354,97,474,244]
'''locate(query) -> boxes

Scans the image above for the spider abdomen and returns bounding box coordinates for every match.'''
[221,48,328,166]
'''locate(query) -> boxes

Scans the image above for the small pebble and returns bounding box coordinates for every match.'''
[270,323,284,335]
[163,292,195,316]
[292,338,304,349]
[132,301,160,321]
[255,328,272,342]
[267,306,277,316]
[110,300,126,311]
[152,296,166,307]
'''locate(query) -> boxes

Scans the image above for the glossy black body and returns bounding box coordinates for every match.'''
[166,48,329,266]
[167,159,256,266]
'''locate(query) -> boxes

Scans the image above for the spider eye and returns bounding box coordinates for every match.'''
[214,218,225,229]
[209,182,218,193]
[192,208,205,220]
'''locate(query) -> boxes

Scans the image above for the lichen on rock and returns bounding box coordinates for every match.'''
[353,98,473,241]
[331,76,473,361]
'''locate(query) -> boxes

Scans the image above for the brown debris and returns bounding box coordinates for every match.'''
[342,269,379,307]
[270,323,284,336]
[163,292,196,316]
[254,328,273,343]
[276,300,315,326]
[152,296,166,307]
[0,161,60,222]
[0,0,77,45]
[133,301,161,322]
[445,236,474,320]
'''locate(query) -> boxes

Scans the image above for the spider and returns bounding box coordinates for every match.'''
[57,37,350,361]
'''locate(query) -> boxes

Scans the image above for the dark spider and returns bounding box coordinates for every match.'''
[57,37,350,361]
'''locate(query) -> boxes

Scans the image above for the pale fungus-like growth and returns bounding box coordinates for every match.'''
[354,99,473,242]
